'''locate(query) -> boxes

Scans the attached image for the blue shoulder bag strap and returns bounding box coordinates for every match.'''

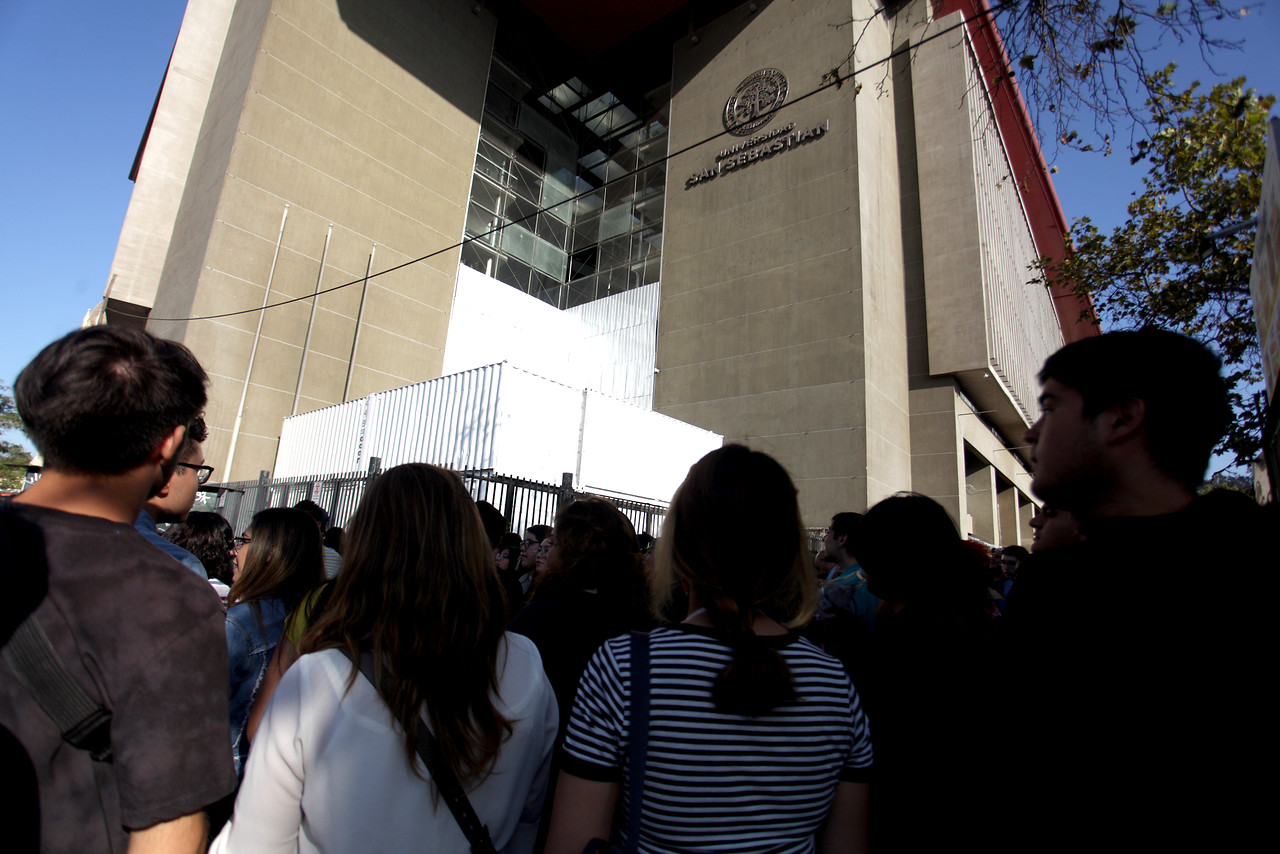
[625,630,650,854]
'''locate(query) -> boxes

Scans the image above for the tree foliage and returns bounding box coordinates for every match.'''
[1,382,31,492]
[987,0,1250,155]
[1035,65,1274,471]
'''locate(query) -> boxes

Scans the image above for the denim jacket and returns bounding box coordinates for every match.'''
[226,596,288,777]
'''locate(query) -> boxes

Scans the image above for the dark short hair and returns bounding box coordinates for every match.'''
[292,499,329,531]
[525,524,552,542]
[474,500,506,550]
[1038,329,1229,489]
[15,326,207,474]
[1001,545,1029,561]
[163,511,234,584]
[829,512,863,544]
[853,493,988,606]
[179,415,208,462]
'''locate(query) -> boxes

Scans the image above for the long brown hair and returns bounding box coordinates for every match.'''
[300,464,512,785]
[651,445,815,716]
[228,508,324,619]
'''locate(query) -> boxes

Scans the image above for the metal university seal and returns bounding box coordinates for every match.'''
[723,68,788,136]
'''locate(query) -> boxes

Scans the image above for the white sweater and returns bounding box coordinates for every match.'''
[213,634,558,854]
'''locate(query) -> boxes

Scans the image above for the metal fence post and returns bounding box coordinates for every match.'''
[253,470,271,514]
[559,472,574,510]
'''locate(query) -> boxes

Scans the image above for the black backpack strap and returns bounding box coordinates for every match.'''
[2,614,112,762]
[624,631,650,854]
[347,651,497,854]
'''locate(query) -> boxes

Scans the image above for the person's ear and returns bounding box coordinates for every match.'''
[156,424,186,466]
[836,534,847,552]
[1098,397,1145,445]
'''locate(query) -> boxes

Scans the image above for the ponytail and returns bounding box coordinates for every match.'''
[707,593,797,716]
[651,445,816,716]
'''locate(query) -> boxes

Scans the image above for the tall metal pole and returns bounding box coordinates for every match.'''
[292,224,333,416]
[225,205,289,479]
[343,244,376,402]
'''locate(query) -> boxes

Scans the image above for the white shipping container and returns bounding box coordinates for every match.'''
[274,362,721,503]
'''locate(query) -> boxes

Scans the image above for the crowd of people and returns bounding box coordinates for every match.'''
[1,324,1272,854]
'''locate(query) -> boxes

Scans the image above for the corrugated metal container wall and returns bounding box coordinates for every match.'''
[275,398,368,476]
[275,362,723,502]
[361,363,503,471]
[564,282,659,409]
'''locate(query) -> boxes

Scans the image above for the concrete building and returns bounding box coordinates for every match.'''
[95,0,1092,542]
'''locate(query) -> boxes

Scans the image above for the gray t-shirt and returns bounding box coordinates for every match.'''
[1,502,238,853]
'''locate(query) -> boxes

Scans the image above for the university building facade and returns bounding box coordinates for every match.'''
[96,0,1092,541]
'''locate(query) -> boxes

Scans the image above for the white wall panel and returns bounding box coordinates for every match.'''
[443,265,658,407]
[578,392,723,502]
[489,366,585,481]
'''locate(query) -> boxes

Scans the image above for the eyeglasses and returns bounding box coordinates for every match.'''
[233,536,252,548]
[177,462,215,484]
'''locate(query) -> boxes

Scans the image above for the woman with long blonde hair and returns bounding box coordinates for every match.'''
[214,464,558,853]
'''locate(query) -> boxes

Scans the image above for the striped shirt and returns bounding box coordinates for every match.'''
[561,625,873,854]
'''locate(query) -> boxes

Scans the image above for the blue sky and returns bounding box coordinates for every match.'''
[1,1,1277,454]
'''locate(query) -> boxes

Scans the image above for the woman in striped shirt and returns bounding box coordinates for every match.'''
[546,444,873,854]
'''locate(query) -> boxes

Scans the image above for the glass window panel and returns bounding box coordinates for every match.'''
[572,93,618,122]
[465,205,497,244]
[530,270,562,307]
[565,277,597,308]
[466,56,670,308]
[542,168,575,212]
[470,176,503,214]
[486,85,519,127]
[570,247,597,280]
[475,149,507,184]
[505,194,538,226]
[502,224,538,266]
[537,213,569,250]
[579,149,606,170]
[460,241,496,277]
[599,205,633,241]
[574,191,603,219]
[642,255,661,286]
[510,161,541,202]
[532,237,567,280]
[604,175,636,207]
[639,165,665,194]
[598,234,630,270]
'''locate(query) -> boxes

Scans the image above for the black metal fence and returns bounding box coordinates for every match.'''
[207,459,667,538]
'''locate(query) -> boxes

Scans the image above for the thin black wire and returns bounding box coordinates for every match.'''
[131,4,1006,324]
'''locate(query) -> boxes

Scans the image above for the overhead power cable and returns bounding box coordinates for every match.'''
[127,3,1008,324]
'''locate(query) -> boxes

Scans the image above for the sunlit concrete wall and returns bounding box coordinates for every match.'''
[141,0,497,481]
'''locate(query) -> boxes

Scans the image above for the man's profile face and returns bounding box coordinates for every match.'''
[821,522,845,562]
[1029,505,1082,553]
[1025,379,1105,510]
[149,443,205,523]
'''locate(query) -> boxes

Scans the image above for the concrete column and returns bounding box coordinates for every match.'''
[964,463,996,543]
[1019,493,1037,546]
[997,479,1019,546]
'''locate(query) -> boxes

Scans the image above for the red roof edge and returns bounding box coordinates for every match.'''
[932,0,1098,341]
